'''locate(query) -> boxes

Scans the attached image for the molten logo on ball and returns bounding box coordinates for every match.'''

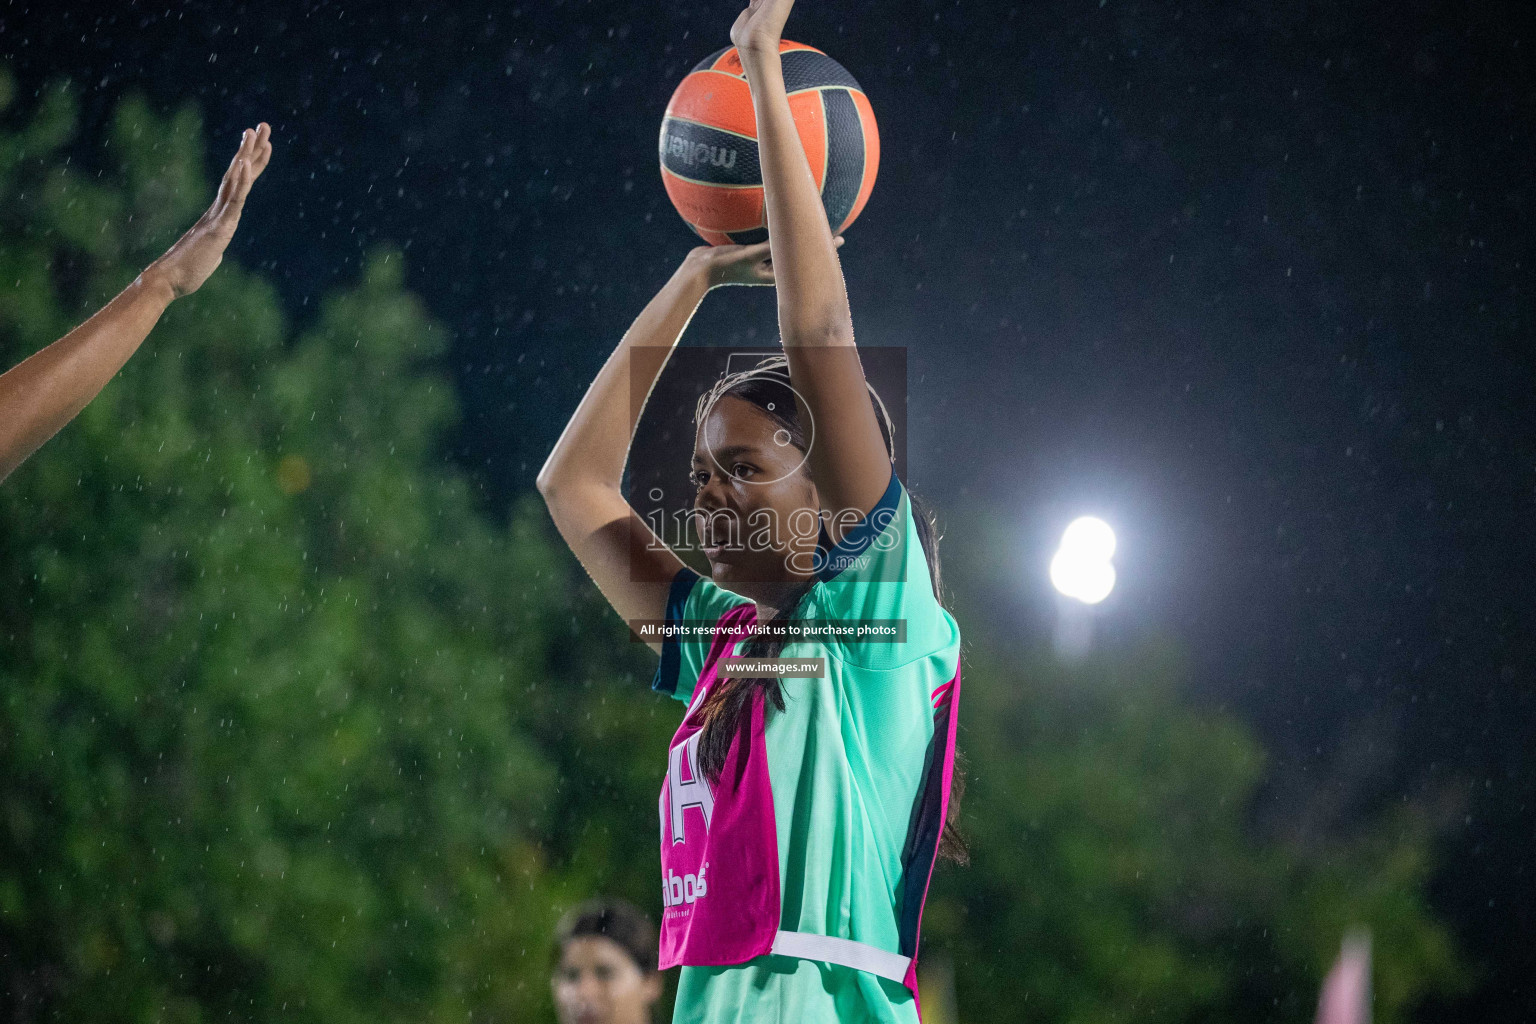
[661,132,740,171]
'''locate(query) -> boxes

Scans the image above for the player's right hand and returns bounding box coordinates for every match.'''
[686,235,842,289]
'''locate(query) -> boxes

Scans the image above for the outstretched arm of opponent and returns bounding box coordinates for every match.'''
[0,123,273,484]
[536,244,773,653]
[733,0,893,540]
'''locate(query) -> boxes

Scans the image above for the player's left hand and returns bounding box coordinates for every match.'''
[143,122,274,299]
[731,0,795,57]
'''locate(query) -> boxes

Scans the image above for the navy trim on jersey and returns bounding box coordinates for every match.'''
[650,566,703,695]
[897,676,956,956]
[813,466,902,582]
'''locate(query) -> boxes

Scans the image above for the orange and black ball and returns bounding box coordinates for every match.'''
[658,41,880,245]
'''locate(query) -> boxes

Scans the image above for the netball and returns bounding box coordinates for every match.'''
[659,41,879,244]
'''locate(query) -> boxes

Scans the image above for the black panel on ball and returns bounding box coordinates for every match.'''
[727,227,770,245]
[819,89,864,232]
[781,50,863,94]
[691,46,732,74]
[659,118,762,186]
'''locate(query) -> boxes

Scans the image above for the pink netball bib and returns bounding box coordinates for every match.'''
[656,603,781,968]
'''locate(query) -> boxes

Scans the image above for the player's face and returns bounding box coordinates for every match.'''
[551,936,660,1024]
[692,396,822,588]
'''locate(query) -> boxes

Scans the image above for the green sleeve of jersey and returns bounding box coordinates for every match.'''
[650,566,754,705]
[808,469,959,670]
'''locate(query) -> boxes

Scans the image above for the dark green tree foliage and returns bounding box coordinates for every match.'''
[0,74,676,1023]
[921,523,1468,1023]
[0,74,1465,1023]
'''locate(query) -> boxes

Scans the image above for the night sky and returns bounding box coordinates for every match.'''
[4,0,1532,1018]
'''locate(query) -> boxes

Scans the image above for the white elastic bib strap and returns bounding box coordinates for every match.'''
[769,930,912,983]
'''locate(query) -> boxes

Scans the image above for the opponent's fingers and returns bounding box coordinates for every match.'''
[218,125,272,221]
[211,130,248,210]
[248,122,274,179]
[215,128,260,212]
[220,158,256,223]
[201,178,246,240]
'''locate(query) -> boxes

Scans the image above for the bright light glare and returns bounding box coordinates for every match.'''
[1051,517,1118,604]
[1059,516,1117,561]
[1050,549,1117,604]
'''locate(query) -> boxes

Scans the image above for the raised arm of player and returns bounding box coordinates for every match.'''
[732,0,892,540]
[536,243,776,653]
[0,123,273,484]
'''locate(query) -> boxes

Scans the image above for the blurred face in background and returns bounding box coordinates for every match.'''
[552,935,661,1024]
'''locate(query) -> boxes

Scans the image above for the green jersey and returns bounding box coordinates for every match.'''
[651,471,962,1024]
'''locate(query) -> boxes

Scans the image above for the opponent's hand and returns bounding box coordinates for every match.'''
[685,235,842,288]
[143,122,274,300]
[730,0,796,57]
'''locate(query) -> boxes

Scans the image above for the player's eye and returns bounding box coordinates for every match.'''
[690,469,709,488]
[730,463,754,479]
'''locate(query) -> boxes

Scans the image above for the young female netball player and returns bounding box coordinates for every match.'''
[0,122,272,483]
[536,0,963,1020]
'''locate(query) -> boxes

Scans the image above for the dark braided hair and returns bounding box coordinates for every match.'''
[690,356,969,865]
